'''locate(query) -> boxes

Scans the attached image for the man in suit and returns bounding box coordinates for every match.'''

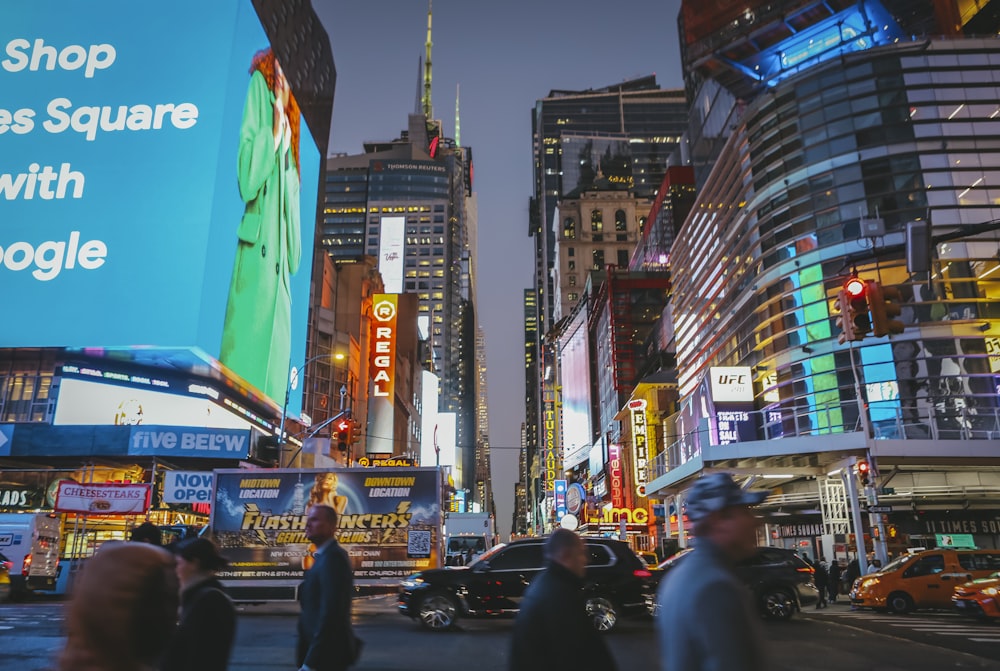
[297,504,356,671]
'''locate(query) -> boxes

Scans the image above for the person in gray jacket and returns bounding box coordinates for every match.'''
[656,473,768,671]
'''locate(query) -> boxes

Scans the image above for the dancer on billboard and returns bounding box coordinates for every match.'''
[220,47,302,403]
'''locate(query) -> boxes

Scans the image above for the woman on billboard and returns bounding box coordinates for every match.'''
[220,47,302,403]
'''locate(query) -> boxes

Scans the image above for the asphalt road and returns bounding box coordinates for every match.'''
[2,596,998,670]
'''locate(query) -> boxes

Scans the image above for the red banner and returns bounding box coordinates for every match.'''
[54,481,151,515]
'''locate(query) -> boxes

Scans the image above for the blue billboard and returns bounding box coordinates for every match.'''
[1,2,320,408]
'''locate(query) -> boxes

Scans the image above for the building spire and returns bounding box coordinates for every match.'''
[415,55,423,115]
[454,83,461,146]
[422,0,433,118]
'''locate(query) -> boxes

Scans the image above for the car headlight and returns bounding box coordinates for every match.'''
[400,577,424,590]
[983,587,998,597]
[860,578,879,591]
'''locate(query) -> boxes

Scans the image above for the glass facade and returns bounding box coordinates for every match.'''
[670,38,1000,452]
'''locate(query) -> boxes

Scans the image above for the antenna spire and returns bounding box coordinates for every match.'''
[422,1,433,118]
[454,84,461,146]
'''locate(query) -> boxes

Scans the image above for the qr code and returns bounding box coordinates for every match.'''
[407,530,432,558]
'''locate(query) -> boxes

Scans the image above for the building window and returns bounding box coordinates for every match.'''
[568,292,579,302]
[617,249,629,267]
[615,209,627,232]
[639,216,647,233]
[592,249,605,270]
[568,275,577,286]
[568,247,575,257]
[568,260,575,271]
[563,217,576,239]
[591,209,603,233]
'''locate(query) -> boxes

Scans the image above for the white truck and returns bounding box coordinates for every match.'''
[0,513,62,600]
[444,512,495,566]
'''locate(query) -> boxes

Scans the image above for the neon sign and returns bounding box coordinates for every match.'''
[370,294,398,398]
[628,399,648,497]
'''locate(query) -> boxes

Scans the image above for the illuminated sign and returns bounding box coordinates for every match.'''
[55,480,151,515]
[2,3,321,410]
[356,455,415,468]
[370,295,398,399]
[128,426,250,459]
[542,384,559,493]
[162,471,214,504]
[709,367,753,402]
[554,479,567,519]
[378,217,405,294]
[608,442,624,508]
[54,376,257,431]
[628,399,648,497]
[715,410,752,445]
[600,506,649,525]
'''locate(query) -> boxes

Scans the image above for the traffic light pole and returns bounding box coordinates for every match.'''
[846,342,889,568]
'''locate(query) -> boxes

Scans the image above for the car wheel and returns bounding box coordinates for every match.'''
[586,596,618,632]
[886,592,914,615]
[417,592,459,631]
[761,589,795,621]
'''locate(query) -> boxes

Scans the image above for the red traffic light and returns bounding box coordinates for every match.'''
[336,419,350,432]
[844,277,866,297]
[857,460,871,485]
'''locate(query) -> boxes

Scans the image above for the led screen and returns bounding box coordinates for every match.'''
[2,1,320,408]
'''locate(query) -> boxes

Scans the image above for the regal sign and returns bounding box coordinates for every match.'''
[370,294,398,399]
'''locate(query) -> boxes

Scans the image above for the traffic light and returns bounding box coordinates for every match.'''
[335,418,350,453]
[857,460,871,486]
[835,277,870,344]
[350,419,363,446]
[867,281,904,337]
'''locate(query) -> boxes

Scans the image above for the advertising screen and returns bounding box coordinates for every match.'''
[211,468,442,586]
[2,2,320,409]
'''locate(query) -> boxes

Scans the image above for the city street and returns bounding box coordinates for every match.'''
[2,595,999,670]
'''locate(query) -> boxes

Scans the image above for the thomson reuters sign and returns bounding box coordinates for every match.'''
[709,366,753,403]
[371,295,398,399]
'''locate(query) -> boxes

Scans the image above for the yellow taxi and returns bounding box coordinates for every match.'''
[850,548,1000,613]
[953,572,1000,619]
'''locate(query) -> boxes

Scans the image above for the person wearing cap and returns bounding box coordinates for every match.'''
[161,537,237,671]
[656,473,768,671]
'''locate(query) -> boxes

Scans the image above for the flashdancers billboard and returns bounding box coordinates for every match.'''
[210,468,443,586]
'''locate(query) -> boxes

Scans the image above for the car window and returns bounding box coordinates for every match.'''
[957,553,977,571]
[902,554,945,578]
[488,544,544,571]
[584,544,613,567]
[743,548,796,567]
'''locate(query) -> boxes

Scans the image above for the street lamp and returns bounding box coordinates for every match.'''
[278,352,341,466]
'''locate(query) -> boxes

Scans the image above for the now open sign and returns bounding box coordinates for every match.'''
[163,471,214,504]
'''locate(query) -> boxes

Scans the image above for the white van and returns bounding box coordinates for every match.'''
[0,513,61,599]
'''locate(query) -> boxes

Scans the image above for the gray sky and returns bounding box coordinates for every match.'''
[317,0,685,538]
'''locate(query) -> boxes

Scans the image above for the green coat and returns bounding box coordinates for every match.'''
[220,69,301,402]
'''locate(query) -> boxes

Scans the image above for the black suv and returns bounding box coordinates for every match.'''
[653,546,820,620]
[398,536,655,632]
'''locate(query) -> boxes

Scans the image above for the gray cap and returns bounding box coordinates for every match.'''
[685,473,768,522]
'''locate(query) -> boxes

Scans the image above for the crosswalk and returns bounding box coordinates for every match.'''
[814,608,1000,644]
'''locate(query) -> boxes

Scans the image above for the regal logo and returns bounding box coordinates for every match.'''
[370,294,398,398]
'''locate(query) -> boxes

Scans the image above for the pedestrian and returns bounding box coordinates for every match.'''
[509,528,618,671]
[161,537,237,671]
[59,541,178,671]
[131,521,163,545]
[656,473,768,671]
[297,504,362,671]
[828,559,842,603]
[844,556,861,592]
[866,558,883,574]
[813,556,829,608]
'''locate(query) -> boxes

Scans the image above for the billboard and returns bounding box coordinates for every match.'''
[211,468,442,585]
[2,2,321,409]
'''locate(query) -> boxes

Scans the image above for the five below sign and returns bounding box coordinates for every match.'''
[128,426,250,459]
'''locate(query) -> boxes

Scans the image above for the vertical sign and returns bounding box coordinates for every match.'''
[378,217,405,293]
[608,442,624,508]
[542,382,559,494]
[554,479,567,519]
[371,295,398,399]
[629,399,649,497]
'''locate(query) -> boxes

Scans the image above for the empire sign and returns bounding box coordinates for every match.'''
[628,399,649,497]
